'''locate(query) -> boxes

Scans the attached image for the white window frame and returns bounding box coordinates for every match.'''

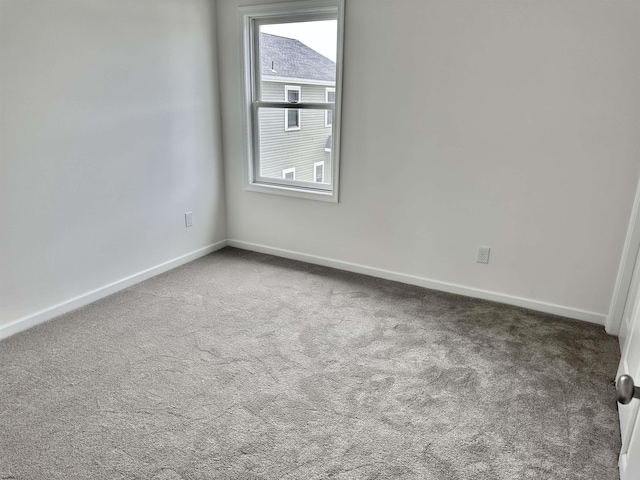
[325,87,335,127]
[240,0,345,203]
[283,167,296,180]
[284,85,301,131]
[313,161,324,183]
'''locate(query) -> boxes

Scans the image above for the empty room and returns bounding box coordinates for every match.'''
[2,0,640,478]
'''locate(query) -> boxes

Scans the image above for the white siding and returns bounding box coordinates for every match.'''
[259,81,332,183]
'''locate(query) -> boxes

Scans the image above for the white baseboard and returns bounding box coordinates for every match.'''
[1,238,606,341]
[0,240,228,341]
[227,239,606,326]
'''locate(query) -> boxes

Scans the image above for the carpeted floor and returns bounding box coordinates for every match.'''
[0,247,621,479]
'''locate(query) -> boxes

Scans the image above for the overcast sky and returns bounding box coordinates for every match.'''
[261,20,337,62]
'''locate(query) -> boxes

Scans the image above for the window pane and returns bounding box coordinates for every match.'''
[259,21,337,102]
[258,107,332,184]
[287,109,299,128]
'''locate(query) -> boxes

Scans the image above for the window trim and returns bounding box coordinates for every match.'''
[325,87,335,127]
[284,85,301,131]
[240,0,344,203]
[313,161,324,183]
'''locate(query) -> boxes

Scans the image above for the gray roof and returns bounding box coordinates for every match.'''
[261,33,336,82]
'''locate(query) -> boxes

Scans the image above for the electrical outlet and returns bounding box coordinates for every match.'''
[185,212,193,228]
[477,246,490,264]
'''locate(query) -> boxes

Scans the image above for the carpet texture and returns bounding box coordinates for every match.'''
[0,247,621,479]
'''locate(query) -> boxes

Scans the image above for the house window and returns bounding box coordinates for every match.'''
[284,86,301,131]
[240,0,344,202]
[314,162,324,183]
[325,88,335,127]
[283,167,296,180]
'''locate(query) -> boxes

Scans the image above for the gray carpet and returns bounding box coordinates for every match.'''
[0,247,621,479]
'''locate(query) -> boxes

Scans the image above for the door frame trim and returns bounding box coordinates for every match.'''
[608,176,640,336]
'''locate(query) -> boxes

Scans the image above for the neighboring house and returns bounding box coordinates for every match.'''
[259,33,336,183]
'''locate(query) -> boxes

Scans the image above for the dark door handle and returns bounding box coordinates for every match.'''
[617,374,640,405]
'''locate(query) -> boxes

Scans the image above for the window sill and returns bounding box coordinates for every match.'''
[245,181,338,203]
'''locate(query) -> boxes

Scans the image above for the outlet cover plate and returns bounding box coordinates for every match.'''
[477,246,490,264]
[185,212,193,228]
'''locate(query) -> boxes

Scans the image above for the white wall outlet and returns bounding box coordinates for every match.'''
[185,212,193,228]
[477,246,490,264]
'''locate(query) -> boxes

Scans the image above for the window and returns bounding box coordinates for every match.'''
[324,135,332,153]
[325,88,335,127]
[240,0,344,202]
[284,86,301,131]
[314,161,324,183]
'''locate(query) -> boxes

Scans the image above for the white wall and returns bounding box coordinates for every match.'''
[217,0,640,321]
[0,0,226,332]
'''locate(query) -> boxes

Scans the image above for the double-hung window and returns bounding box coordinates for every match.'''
[241,0,344,202]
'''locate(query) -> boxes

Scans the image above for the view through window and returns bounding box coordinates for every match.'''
[257,20,337,186]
